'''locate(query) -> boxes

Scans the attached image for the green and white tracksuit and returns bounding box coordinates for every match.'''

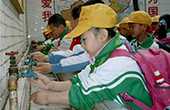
[69,33,152,110]
[130,33,159,52]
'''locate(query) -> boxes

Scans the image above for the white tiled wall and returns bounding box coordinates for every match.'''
[0,0,28,109]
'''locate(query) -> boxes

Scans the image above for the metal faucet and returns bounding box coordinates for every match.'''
[5,51,19,110]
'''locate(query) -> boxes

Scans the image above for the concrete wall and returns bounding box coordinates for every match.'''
[26,0,46,41]
[26,0,59,41]
[159,0,170,15]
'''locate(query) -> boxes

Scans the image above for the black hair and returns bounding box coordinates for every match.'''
[48,14,66,27]
[160,14,170,29]
[71,5,82,20]
[71,0,104,20]
[158,14,170,39]
[83,0,104,6]
[106,27,116,38]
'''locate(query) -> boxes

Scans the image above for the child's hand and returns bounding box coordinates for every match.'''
[30,78,48,90]
[33,63,52,74]
[31,90,49,105]
[31,52,48,62]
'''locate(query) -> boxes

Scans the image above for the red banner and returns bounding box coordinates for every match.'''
[41,0,53,22]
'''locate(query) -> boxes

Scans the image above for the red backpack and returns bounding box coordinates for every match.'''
[111,48,170,110]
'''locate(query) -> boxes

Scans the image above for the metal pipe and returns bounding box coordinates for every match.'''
[5,51,19,110]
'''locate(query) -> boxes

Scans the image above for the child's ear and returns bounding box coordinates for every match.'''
[99,29,108,42]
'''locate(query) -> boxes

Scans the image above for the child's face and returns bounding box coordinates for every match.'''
[118,25,130,36]
[131,23,145,37]
[49,25,64,39]
[80,29,104,57]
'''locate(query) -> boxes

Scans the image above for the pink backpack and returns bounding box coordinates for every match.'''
[111,48,170,110]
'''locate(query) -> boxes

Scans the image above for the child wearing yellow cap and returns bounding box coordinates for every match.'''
[128,11,159,52]
[116,16,134,42]
[31,4,152,110]
[147,15,160,35]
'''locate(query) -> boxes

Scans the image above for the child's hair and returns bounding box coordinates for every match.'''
[159,14,170,29]
[106,28,116,38]
[71,0,104,20]
[158,14,170,39]
[48,14,66,27]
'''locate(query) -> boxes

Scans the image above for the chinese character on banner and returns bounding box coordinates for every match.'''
[148,6,158,17]
[41,0,52,8]
[147,0,159,17]
[41,0,53,22]
[42,10,52,22]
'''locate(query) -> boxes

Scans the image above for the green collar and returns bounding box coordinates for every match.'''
[139,33,154,49]
[167,29,170,33]
[130,33,154,52]
[90,33,122,73]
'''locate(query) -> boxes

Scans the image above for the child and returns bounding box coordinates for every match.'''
[128,11,159,51]
[31,4,152,110]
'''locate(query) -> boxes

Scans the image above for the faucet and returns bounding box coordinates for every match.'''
[5,51,19,110]
[18,56,38,79]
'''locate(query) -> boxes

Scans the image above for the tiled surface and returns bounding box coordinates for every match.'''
[0,0,28,109]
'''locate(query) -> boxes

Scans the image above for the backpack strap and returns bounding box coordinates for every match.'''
[110,49,131,58]
[121,38,134,53]
[120,93,151,110]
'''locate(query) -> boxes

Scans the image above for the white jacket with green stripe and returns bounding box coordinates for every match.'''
[69,44,152,110]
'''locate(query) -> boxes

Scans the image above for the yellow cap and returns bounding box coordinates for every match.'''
[116,16,129,28]
[66,3,117,39]
[128,11,152,26]
[152,15,160,23]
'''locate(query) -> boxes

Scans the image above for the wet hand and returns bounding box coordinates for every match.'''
[31,90,49,105]
[33,63,52,74]
[30,73,51,90]
[31,52,48,62]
